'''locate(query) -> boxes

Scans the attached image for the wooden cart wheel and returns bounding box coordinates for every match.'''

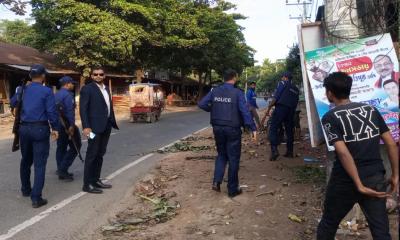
[129,114,136,123]
[146,113,155,123]
[150,114,156,123]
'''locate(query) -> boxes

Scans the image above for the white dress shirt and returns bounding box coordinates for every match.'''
[96,83,111,117]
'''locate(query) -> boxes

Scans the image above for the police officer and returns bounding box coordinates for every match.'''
[198,69,257,198]
[261,72,299,161]
[10,78,31,115]
[55,76,81,181]
[17,64,59,208]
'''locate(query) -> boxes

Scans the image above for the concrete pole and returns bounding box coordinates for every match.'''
[324,0,361,44]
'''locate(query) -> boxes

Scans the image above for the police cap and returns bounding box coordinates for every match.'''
[29,64,48,77]
[282,71,292,80]
[59,76,77,85]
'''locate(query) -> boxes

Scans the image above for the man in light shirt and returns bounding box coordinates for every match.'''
[373,55,399,89]
[79,66,119,194]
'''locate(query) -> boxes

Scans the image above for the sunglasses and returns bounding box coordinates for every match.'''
[92,73,105,77]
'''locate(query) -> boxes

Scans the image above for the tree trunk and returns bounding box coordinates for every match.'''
[204,71,209,87]
[198,71,204,100]
[135,68,144,83]
[79,75,86,90]
[208,69,212,85]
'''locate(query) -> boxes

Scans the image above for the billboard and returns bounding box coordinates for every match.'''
[304,33,399,148]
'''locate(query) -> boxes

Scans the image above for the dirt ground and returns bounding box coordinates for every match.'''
[90,126,399,240]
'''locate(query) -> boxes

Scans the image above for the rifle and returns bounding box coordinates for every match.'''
[12,78,28,152]
[57,104,84,162]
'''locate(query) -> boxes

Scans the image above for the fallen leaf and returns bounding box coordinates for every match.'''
[288,214,303,223]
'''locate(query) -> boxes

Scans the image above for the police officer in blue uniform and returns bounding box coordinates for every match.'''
[16,64,59,208]
[261,72,299,161]
[55,76,81,181]
[10,78,31,115]
[199,69,257,198]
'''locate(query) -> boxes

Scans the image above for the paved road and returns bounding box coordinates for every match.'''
[0,109,210,239]
[0,98,267,240]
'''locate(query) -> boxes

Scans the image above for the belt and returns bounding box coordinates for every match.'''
[21,121,49,126]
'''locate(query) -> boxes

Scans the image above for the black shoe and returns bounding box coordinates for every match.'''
[93,180,112,189]
[82,184,103,194]
[228,188,243,198]
[22,192,31,197]
[270,146,279,161]
[56,170,73,177]
[58,172,74,182]
[212,183,221,192]
[32,198,48,208]
[284,152,294,158]
[270,152,280,161]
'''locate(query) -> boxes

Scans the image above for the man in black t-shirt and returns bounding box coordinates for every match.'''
[317,72,399,240]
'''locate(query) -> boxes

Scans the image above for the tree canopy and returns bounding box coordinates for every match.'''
[21,0,254,80]
[0,0,27,15]
[243,44,302,94]
[0,19,38,46]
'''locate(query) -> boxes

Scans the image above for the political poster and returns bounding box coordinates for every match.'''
[304,33,399,148]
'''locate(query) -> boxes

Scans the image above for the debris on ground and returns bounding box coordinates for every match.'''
[303,156,321,164]
[157,141,211,153]
[185,155,216,161]
[288,214,304,223]
[93,106,398,240]
[138,195,178,223]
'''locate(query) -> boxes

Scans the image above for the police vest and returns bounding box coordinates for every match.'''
[277,82,299,108]
[210,86,243,128]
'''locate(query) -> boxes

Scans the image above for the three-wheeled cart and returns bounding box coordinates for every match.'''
[129,83,165,123]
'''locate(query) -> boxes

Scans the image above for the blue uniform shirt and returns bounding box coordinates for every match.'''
[55,88,75,127]
[198,83,257,131]
[246,88,258,108]
[10,86,22,108]
[20,82,59,129]
[273,80,288,102]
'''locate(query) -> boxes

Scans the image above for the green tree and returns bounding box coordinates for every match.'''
[285,44,301,86]
[31,0,147,76]
[31,0,208,79]
[0,20,38,47]
[29,0,253,90]
[0,0,27,15]
[245,59,285,93]
[186,1,254,96]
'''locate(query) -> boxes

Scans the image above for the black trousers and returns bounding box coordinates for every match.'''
[83,125,111,186]
[317,172,391,240]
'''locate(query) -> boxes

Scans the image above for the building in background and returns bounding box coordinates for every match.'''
[0,42,78,115]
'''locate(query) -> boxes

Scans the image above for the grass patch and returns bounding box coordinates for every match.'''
[292,165,326,184]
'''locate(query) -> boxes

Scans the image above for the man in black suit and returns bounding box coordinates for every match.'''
[79,66,119,194]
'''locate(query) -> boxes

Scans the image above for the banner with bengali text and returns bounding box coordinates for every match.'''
[305,33,399,147]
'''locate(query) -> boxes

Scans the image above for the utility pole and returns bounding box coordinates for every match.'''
[244,68,248,94]
[286,0,313,23]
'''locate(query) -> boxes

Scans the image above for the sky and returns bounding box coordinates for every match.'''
[0,1,322,65]
[228,0,322,64]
